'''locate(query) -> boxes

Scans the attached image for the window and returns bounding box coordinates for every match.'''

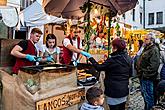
[140,12,142,24]
[132,9,135,21]
[156,12,163,24]
[122,14,125,19]
[148,13,154,25]
[20,0,25,10]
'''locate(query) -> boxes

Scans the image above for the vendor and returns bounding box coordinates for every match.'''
[10,28,43,74]
[39,34,60,64]
[60,25,90,65]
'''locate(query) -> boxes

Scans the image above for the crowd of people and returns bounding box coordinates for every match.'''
[10,26,165,110]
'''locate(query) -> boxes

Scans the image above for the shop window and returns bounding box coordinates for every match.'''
[20,0,25,10]
[148,13,154,25]
[156,12,163,24]
[140,12,142,24]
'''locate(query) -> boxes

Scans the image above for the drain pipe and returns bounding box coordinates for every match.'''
[143,0,145,29]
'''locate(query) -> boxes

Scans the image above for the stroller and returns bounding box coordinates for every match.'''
[153,80,165,110]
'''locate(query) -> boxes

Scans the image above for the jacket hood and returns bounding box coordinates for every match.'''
[80,102,104,110]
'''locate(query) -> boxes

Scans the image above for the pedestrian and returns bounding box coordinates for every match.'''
[60,25,90,65]
[11,28,43,74]
[82,38,132,110]
[80,86,104,110]
[137,33,160,110]
[39,34,60,64]
[133,39,145,77]
[158,39,165,80]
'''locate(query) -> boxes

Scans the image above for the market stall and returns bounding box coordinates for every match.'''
[1,64,86,110]
[0,0,140,110]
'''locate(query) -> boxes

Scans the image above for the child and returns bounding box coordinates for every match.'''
[39,34,60,64]
[80,87,104,110]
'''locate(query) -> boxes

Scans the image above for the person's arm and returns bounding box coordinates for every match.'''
[38,46,53,62]
[11,41,36,62]
[66,44,82,53]
[10,45,26,58]
[63,38,82,53]
[38,51,48,62]
[89,57,110,71]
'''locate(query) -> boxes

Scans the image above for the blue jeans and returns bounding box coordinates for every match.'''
[140,80,155,110]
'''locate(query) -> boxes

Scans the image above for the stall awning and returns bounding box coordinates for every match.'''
[20,1,66,27]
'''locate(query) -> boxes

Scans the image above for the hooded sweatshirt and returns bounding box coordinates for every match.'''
[80,102,104,110]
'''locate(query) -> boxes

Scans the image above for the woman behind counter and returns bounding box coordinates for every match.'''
[82,38,132,110]
[39,34,60,64]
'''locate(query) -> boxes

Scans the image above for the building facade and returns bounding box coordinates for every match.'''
[122,0,165,33]
[145,0,165,32]
[119,0,143,30]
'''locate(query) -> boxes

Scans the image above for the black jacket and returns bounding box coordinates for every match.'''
[89,50,132,98]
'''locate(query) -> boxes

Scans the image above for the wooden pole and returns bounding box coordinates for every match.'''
[108,10,112,58]
[86,0,90,53]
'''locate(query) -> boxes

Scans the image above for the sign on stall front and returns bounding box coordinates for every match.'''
[36,88,85,110]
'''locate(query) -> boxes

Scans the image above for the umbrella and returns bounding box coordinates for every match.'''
[42,0,118,19]
[110,0,138,15]
[42,0,138,19]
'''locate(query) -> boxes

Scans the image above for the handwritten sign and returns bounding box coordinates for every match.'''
[36,88,85,110]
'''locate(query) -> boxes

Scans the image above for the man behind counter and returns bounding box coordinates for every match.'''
[61,25,91,65]
[11,28,43,74]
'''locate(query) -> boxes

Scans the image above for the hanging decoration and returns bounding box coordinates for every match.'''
[0,0,7,6]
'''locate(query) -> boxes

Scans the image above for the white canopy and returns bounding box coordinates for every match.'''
[20,1,66,27]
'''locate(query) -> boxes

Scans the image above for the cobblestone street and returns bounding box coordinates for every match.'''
[127,78,144,110]
[128,90,144,110]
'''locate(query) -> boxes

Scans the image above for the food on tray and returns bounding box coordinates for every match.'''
[43,67,57,70]
[78,72,86,76]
